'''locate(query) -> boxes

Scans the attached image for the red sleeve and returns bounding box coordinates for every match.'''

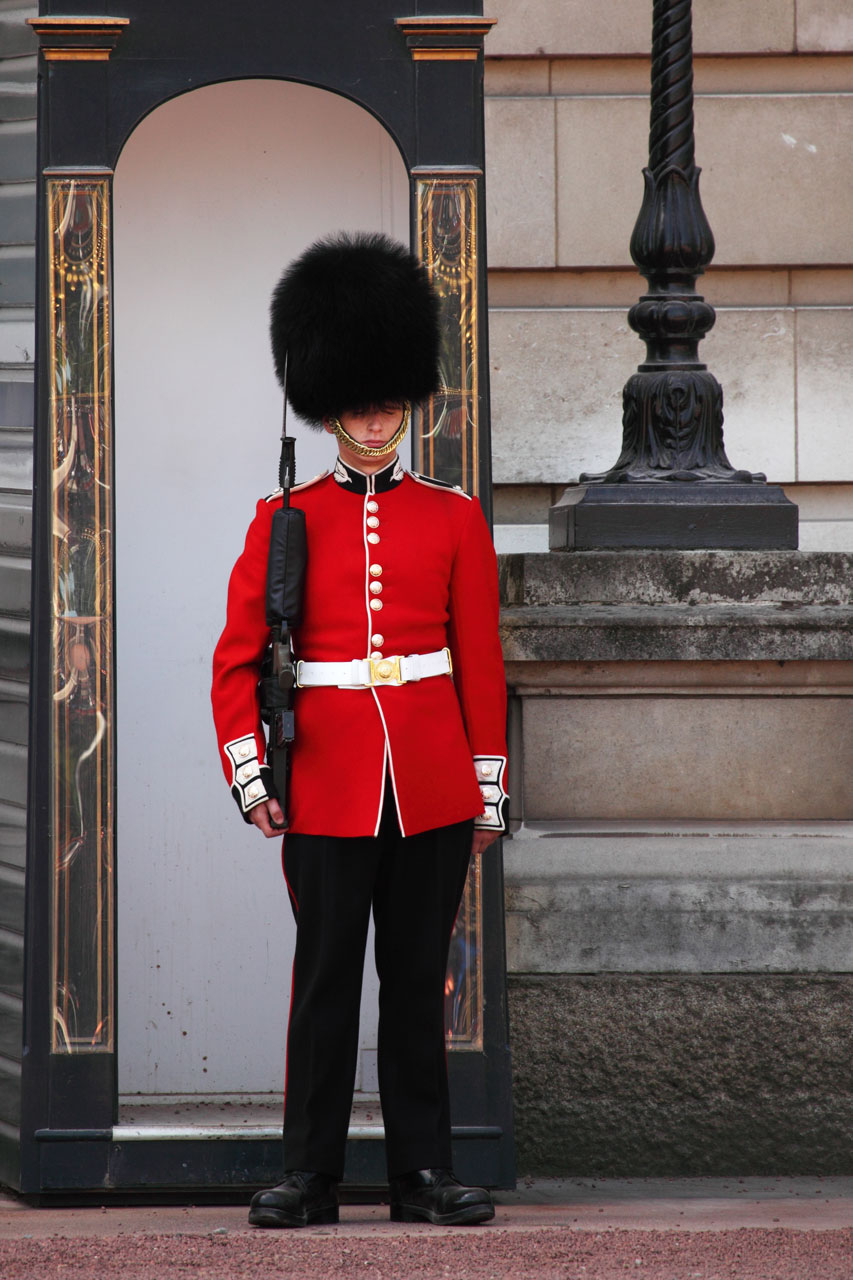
[211,499,275,819]
[446,497,509,832]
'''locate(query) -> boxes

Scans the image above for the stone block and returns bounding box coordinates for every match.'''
[797,0,853,51]
[509,974,853,1175]
[798,521,853,552]
[487,308,795,485]
[555,98,644,269]
[503,826,853,973]
[520,693,853,820]
[485,98,555,269]
[484,59,549,97]
[702,309,795,482]
[693,0,795,53]
[782,484,853,520]
[552,96,853,268]
[500,549,853,607]
[796,309,853,482]
[486,0,650,58]
[696,97,853,267]
[486,0,794,57]
[489,308,630,484]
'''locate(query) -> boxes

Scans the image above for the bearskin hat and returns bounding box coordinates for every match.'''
[270,231,441,427]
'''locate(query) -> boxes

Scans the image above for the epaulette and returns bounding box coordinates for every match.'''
[264,470,329,502]
[409,471,472,500]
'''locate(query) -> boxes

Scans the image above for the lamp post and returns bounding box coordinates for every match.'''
[549,0,797,549]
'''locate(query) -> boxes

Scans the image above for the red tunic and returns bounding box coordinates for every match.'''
[211,456,508,838]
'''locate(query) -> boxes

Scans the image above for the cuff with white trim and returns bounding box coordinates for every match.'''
[473,755,508,833]
[224,733,272,822]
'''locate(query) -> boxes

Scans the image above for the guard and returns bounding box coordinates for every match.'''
[211,232,508,1227]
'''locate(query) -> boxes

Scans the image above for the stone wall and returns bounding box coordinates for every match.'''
[499,551,853,1174]
[484,0,853,553]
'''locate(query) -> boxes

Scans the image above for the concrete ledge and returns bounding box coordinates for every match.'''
[504,823,853,973]
[501,603,853,662]
[509,973,853,1176]
[500,551,853,607]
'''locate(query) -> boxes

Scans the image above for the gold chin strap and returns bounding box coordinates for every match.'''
[328,403,411,459]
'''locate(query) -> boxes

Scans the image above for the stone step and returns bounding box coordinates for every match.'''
[0,80,35,121]
[500,549,853,608]
[0,492,30,554]
[0,309,32,365]
[0,10,36,60]
[0,181,36,241]
[0,119,34,182]
[0,426,32,492]
[0,243,34,304]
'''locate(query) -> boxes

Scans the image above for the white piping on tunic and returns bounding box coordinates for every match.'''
[371,688,405,837]
[361,472,404,835]
[362,487,373,659]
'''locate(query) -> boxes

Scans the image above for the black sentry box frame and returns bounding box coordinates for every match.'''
[9,0,514,1199]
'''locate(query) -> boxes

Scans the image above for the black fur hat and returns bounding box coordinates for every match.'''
[270,231,441,427]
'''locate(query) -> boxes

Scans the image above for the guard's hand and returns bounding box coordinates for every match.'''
[472,828,500,857]
[249,798,287,838]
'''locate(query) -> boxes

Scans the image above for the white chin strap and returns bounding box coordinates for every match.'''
[329,403,411,459]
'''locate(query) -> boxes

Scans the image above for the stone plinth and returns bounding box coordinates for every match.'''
[499,549,853,1175]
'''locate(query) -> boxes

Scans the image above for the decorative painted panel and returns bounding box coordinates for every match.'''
[46,175,115,1054]
[417,172,484,1051]
[415,174,480,498]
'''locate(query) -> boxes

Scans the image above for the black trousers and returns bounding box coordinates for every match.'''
[281,786,473,1181]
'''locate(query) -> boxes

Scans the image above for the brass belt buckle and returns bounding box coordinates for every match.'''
[370,655,403,686]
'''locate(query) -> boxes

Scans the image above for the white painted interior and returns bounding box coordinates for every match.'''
[114,79,409,1097]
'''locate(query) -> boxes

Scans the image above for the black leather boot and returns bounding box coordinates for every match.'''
[389,1168,494,1225]
[248,1170,339,1228]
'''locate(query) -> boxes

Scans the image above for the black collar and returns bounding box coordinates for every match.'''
[333,455,405,495]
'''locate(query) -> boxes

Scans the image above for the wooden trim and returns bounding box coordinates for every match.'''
[395,17,496,37]
[396,15,496,62]
[412,48,479,61]
[28,17,130,63]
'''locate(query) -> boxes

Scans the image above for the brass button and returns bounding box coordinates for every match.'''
[367,500,379,513]
[367,516,380,529]
[370,582,383,595]
[247,785,260,800]
[367,533,380,545]
[238,745,250,758]
[371,650,383,659]
[369,564,383,577]
[371,633,385,647]
[480,764,493,777]
[239,765,254,782]
[370,599,383,611]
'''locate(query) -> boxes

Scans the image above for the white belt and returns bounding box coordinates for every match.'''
[296,647,452,689]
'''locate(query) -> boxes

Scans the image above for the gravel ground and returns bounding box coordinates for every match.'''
[1,1226,852,1280]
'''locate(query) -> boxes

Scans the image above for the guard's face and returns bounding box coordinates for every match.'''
[324,402,405,467]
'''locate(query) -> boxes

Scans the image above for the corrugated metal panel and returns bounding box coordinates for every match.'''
[0,929,23,999]
[0,1056,22,1128]
[0,992,22,1062]
[0,2,36,1166]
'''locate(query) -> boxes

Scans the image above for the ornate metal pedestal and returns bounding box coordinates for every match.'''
[549,0,797,550]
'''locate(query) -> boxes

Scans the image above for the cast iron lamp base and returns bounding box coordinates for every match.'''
[549,483,799,551]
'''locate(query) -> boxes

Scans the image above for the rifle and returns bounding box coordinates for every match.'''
[259,433,307,828]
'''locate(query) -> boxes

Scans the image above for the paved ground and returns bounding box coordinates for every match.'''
[0,1177,850,1278]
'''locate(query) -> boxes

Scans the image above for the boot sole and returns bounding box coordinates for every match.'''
[390,1202,495,1226]
[248,1204,339,1229]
